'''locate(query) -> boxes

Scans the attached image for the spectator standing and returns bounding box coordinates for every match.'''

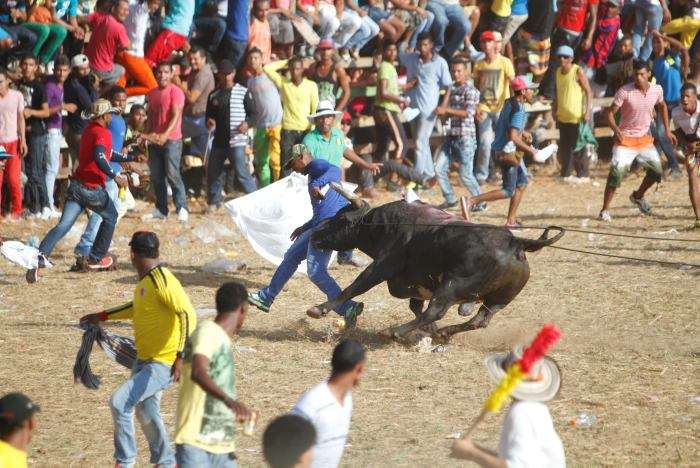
[25,0,68,65]
[400,33,452,180]
[0,71,26,220]
[650,30,688,177]
[178,46,215,162]
[84,0,130,86]
[263,414,317,468]
[632,0,671,62]
[79,231,197,468]
[599,60,675,222]
[246,48,284,187]
[268,0,297,58]
[539,0,599,100]
[473,31,515,184]
[374,41,409,163]
[435,58,483,210]
[205,60,257,210]
[671,83,700,229]
[44,54,73,216]
[0,392,40,468]
[426,0,469,58]
[249,0,273,65]
[247,144,364,325]
[221,0,251,68]
[64,54,97,164]
[461,76,539,227]
[145,62,189,222]
[115,0,160,97]
[145,0,194,67]
[306,40,351,110]
[292,339,365,468]
[553,45,593,180]
[27,99,127,283]
[580,0,622,75]
[174,281,254,468]
[264,57,319,174]
[18,54,51,218]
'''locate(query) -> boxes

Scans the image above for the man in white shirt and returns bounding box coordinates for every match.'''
[292,339,365,468]
[671,82,700,229]
[450,344,566,468]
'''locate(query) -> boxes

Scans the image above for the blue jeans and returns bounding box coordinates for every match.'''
[194,15,226,54]
[436,136,479,204]
[413,114,437,178]
[176,444,236,468]
[110,360,175,468]
[38,180,117,261]
[345,13,380,51]
[651,104,680,171]
[218,37,248,68]
[632,1,663,61]
[207,145,257,205]
[74,178,120,257]
[427,0,469,57]
[258,227,357,315]
[409,11,435,50]
[182,114,209,157]
[476,111,500,182]
[149,139,188,215]
[501,160,528,198]
[46,128,62,209]
[24,132,49,214]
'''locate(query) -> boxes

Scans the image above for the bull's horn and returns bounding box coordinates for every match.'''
[330,182,363,208]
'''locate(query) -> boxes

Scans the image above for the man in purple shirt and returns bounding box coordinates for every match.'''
[44,54,76,216]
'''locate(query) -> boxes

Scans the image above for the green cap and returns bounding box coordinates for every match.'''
[285,144,310,168]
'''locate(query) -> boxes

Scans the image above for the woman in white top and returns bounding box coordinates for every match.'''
[115,0,160,96]
[451,345,566,468]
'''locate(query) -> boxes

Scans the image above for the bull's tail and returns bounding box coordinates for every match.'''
[514,226,565,252]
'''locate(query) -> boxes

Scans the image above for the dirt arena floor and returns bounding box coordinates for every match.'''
[1,165,698,467]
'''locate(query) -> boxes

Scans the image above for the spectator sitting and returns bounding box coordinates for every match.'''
[192,0,228,57]
[83,0,130,87]
[426,0,470,59]
[145,0,194,67]
[0,0,38,55]
[116,0,160,97]
[25,0,68,65]
[268,0,298,58]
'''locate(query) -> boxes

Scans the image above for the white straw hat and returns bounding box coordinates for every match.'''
[484,344,561,402]
[308,100,342,121]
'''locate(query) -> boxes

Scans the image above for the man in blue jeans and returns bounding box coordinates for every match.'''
[248,144,364,328]
[427,0,469,59]
[205,59,257,209]
[26,99,131,283]
[460,76,538,227]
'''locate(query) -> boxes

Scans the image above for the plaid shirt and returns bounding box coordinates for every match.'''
[447,82,480,138]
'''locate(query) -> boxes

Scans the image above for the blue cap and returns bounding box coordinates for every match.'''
[556,45,575,58]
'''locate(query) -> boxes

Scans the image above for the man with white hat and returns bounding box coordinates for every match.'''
[451,345,565,467]
[26,99,133,283]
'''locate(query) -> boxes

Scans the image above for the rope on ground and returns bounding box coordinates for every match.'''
[545,245,699,268]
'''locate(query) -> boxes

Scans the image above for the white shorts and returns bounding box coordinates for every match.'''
[611,144,661,169]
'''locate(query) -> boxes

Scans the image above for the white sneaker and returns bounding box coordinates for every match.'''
[177,207,189,222]
[598,210,612,222]
[142,208,167,221]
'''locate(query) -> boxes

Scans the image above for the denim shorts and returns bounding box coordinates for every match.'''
[500,160,528,198]
[364,6,391,23]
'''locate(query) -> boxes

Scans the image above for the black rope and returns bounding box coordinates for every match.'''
[548,245,699,268]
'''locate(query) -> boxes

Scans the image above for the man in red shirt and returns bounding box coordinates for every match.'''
[84,0,130,86]
[143,62,189,222]
[539,0,599,99]
[27,99,133,283]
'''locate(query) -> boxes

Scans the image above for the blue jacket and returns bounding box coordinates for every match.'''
[301,159,350,232]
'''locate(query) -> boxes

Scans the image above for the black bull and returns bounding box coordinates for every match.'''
[308,184,564,340]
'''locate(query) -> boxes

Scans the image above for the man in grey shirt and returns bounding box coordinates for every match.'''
[400,33,452,181]
[245,47,284,187]
[177,46,215,159]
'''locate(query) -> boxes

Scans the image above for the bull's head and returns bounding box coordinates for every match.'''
[311,182,371,251]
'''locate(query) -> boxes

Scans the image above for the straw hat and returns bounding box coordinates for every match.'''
[308,100,342,121]
[484,344,561,402]
[81,98,120,120]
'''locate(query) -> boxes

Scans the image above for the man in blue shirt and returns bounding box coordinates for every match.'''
[219,0,250,67]
[248,144,364,327]
[651,30,688,177]
[461,76,538,227]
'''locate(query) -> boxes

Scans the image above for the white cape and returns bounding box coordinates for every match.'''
[1,241,53,269]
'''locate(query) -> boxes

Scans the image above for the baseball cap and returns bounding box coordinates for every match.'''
[556,45,575,58]
[511,75,539,91]
[0,393,39,432]
[480,31,496,43]
[318,39,335,50]
[129,231,159,255]
[284,144,310,169]
[71,54,89,68]
[493,31,503,42]
[341,111,352,123]
[217,59,236,75]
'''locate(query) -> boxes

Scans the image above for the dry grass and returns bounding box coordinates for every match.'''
[1,166,698,467]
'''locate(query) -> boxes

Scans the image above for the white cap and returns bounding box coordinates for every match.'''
[71,54,89,68]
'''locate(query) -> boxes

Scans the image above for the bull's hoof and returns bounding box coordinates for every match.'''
[306,306,328,319]
[378,327,399,341]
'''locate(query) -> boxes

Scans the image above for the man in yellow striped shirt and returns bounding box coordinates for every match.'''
[80,231,196,468]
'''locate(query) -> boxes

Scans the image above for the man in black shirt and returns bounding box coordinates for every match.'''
[63,54,97,163]
[18,54,50,217]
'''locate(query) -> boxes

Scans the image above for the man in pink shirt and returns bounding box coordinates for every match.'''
[144,62,189,222]
[84,0,130,86]
[0,70,26,219]
[599,60,676,222]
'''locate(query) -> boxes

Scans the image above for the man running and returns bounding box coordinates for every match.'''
[671,83,700,229]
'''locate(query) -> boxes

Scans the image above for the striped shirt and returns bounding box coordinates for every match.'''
[229,83,248,147]
[613,82,664,138]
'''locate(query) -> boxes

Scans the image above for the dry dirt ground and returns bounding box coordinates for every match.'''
[1,166,698,467]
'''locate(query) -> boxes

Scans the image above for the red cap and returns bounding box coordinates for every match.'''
[341,111,352,122]
[510,77,527,91]
[480,31,496,43]
[318,39,335,49]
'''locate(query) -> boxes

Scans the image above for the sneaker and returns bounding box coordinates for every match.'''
[437,200,458,210]
[668,168,683,179]
[87,255,115,271]
[142,208,167,220]
[598,210,612,222]
[40,206,52,220]
[25,254,46,284]
[248,291,271,313]
[471,202,487,212]
[629,192,652,215]
[343,302,364,329]
[177,207,189,222]
[338,255,369,268]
